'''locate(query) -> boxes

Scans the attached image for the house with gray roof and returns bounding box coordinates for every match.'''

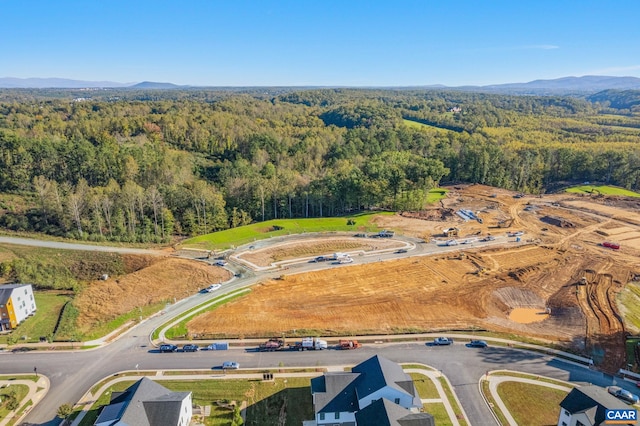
[557,385,634,426]
[94,377,192,426]
[310,355,428,425]
[0,284,36,331]
[356,398,435,426]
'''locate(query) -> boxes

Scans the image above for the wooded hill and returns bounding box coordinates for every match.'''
[0,88,639,242]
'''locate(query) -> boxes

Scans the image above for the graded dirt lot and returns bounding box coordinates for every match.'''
[185,185,640,372]
[74,256,230,333]
[237,237,405,267]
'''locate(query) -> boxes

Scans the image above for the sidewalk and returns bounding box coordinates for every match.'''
[0,375,50,426]
[483,371,573,426]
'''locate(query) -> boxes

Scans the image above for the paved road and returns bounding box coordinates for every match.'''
[0,236,161,255]
[0,336,626,426]
[0,232,613,425]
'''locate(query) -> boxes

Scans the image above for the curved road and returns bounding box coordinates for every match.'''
[0,233,625,425]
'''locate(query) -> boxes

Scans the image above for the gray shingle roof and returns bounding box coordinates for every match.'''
[352,355,417,401]
[560,386,633,426]
[0,284,30,305]
[95,377,190,426]
[312,372,361,413]
[355,398,435,426]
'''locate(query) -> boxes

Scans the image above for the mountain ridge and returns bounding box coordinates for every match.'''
[1,75,640,92]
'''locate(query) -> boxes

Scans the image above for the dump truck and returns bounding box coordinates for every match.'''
[259,338,285,352]
[338,339,361,350]
[293,337,328,351]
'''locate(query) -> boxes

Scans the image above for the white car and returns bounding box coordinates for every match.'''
[222,361,239,369]
[205,284,222,292]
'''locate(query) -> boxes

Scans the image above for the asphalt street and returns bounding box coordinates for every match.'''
[0,232,624,425]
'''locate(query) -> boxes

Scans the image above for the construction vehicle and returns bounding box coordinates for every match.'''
[338,339,361,350]
[259,338,285,352]
[443,227,459,237]
[293,337,328,351]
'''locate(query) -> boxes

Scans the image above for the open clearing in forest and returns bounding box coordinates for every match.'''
[185,185,640,372]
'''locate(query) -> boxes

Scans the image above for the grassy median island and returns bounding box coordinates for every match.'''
[82,377,314,426]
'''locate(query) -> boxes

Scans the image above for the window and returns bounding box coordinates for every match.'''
[564,410,569,416]
[576,422,585,426]
[335,412,340,419]
[319,413,325,420]
[394,398,400,404]
[562,422,567,426]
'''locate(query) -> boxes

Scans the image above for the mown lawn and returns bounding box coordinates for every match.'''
[409,373,440,399]
[0,291,71,344]
[422,402,452,425]
[497,381,567,426]
[83,378,314,426]
[182,213,391,250]
[0,384,30,422]
[566,185,640,197]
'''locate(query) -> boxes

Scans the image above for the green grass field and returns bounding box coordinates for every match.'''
[497,381,567,425]
[182,212,391,250]
[81,377,314,426]
[403,119,451,133]
[409,373,440,399]
[618,283,640,336]
[0,291,71,344]
[566,185,640,197]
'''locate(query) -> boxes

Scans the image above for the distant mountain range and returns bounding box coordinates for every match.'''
[0,78,183,89]
[1,75,640,93]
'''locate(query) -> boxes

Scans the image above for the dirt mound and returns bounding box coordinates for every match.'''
[401,209,454,221]
[75,257,231,332]
[494,287,546,308]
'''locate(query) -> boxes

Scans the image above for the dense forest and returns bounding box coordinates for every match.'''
[0,87,639,242]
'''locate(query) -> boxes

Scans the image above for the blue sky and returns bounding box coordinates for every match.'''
[2,0,639,86]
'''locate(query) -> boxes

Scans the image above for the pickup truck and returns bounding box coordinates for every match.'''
[433,337,454,346]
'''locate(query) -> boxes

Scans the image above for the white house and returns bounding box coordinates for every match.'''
[0,284,36,331]
[558,386,634,426]
[311,354,434,425]
[94,377,192,426]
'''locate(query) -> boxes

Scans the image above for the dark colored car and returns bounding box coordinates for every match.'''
[468,340,488,348]
[396,249,408,254]
[182,344,199,352]
[159,344,178,353]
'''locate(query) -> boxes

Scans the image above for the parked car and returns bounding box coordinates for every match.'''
[222,361,240,369]
[433,337,453,346]
[480,235,496,242]
[159,344,178,353]
[468,340,488,348]
[608,386,639,404]
[182,344,199,352]
[214,260,228,266]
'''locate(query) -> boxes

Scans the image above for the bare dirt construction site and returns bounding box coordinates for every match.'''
[74,256,230,334]
[237,237,405,267]
[186,185,640,372]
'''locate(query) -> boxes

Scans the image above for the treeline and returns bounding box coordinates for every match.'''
[0,88,639,241]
